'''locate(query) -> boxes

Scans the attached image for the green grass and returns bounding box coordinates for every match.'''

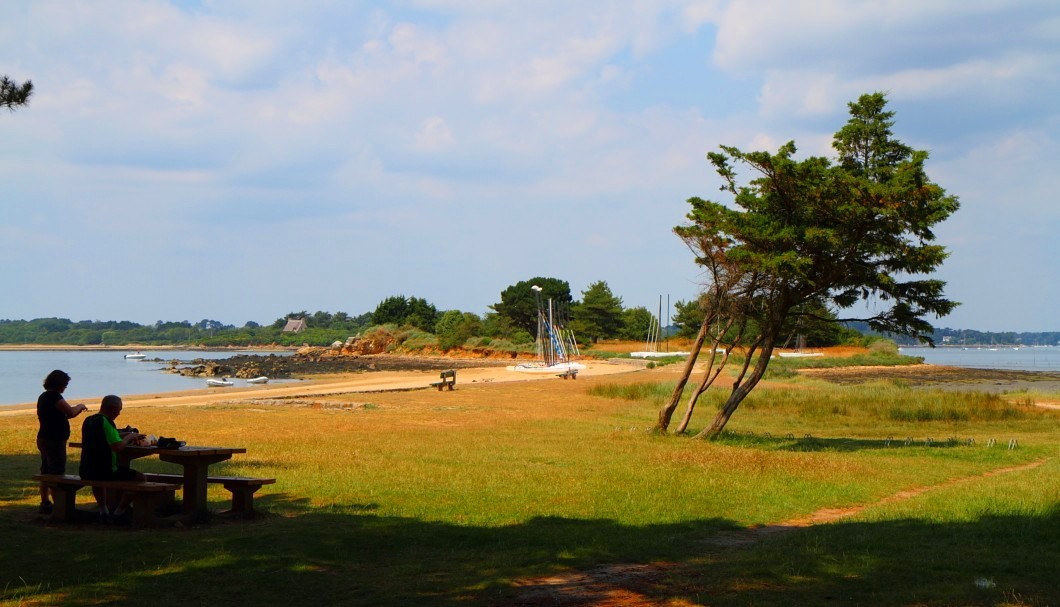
[1,370,1058,606]
[762,351,924,377]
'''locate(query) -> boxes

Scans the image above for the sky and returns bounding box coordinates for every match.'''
[1,1,1057,333]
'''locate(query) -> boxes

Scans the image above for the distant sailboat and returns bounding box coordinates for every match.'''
[777,334,823,358]
[630,295,689,358]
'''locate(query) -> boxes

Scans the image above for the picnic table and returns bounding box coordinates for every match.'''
[70,442,247,523]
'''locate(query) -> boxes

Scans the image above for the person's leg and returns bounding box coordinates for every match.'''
[91,487,107,511]
[36,437,67,512]
[111,467,141,519]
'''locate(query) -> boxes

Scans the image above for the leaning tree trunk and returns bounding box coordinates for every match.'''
[674,345,730,434]
[694,338,776,440]
[655,316,710,433]
[674,315,744,434]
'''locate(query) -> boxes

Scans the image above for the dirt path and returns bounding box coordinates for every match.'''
[510,458,1051,606]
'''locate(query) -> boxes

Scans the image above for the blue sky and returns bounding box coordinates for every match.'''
[1,0,1057,332]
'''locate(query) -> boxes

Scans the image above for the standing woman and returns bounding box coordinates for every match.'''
[36,370,88,514]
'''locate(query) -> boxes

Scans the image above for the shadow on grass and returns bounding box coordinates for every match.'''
[0,453,45,503]
[713,433,974,453]
[2,473,1058,607]
[645,505,1060,606]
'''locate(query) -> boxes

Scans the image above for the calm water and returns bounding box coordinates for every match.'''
[0,350,292,407]
[898,345,1060,371]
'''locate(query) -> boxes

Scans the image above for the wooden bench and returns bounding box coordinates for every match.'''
[556,369,578,380]
[143,473,276,517]
[33,474,181,528]
[429,369,457,391]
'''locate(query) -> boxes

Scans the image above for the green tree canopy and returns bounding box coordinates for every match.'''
[491,277,572,335]
[619,306,655,341]
[434,310,481,350]
[659,92,959,438]
[670,299,705,338]
[571,281,623,342]
[371,296,438,331]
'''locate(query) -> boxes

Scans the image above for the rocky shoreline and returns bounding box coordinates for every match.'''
[151,352,513,379]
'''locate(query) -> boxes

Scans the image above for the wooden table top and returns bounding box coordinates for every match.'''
[69,442,247,456]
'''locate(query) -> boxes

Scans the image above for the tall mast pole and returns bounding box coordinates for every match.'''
[666,294,670,353]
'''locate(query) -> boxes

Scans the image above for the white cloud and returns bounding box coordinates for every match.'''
[0,0,1056,331]
[413,116,456,151]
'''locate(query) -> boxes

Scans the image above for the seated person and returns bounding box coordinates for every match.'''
[79,395,145,520]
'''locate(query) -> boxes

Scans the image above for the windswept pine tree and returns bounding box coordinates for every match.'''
[658,93,960,438]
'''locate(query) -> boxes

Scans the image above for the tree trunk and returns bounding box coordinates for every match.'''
[655,316,710,432]
[675,337,732,434]
[694,338,776,440]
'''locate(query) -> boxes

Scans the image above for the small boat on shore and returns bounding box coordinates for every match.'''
[206,378,234,387]
[124,352,146,360]
[245,376,269,384]
[507,361,586,374]
[629,297,689,359]
[508,285,584,376]
[630,351,691,359]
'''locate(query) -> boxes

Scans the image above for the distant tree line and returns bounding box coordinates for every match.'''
[2,276,952,350]
[0,314,373,347]
[845,321,1059,347]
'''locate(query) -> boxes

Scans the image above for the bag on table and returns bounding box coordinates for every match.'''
[156,437,186,449]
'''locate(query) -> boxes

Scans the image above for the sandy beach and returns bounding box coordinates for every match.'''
[5,345,1059,417]
[0,359,642,417]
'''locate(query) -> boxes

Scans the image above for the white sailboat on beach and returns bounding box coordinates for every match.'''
[630,296,690,359]
[777,334,823,358]
[507,285,585,374]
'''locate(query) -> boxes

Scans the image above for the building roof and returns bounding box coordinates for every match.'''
[282,318,307,333]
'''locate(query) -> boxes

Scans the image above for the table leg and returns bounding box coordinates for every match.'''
[50,483,78,522]
[180,462,209,521]
[160,453,232,523]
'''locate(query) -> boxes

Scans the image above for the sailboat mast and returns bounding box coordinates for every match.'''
[658,295,663,353]
[666,294,670,353]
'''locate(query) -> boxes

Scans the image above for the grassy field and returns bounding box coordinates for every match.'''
[1,363,1058,606]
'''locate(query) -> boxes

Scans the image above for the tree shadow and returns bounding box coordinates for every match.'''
[637,506,1060,606]
[0,453,47,504]
[713,432,973,452]
[2,453,1057,606]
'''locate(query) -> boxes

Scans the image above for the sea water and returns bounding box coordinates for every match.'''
[0,350,290,407]
[898,345,1060,371]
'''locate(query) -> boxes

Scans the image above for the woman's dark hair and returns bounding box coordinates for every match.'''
[43,370,71,390]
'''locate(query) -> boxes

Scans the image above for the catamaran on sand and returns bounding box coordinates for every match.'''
[507,285,586,375]
[629,296,689,359]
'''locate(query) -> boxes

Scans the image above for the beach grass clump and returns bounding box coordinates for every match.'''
[588,381,685,405]
[736,383,1041,428]
[765,351,923,372]
[582,348,627,358]
[590,378,1047,437]
[388,327,437,352]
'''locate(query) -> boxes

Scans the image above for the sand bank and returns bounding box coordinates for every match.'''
[0,360,641,417]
